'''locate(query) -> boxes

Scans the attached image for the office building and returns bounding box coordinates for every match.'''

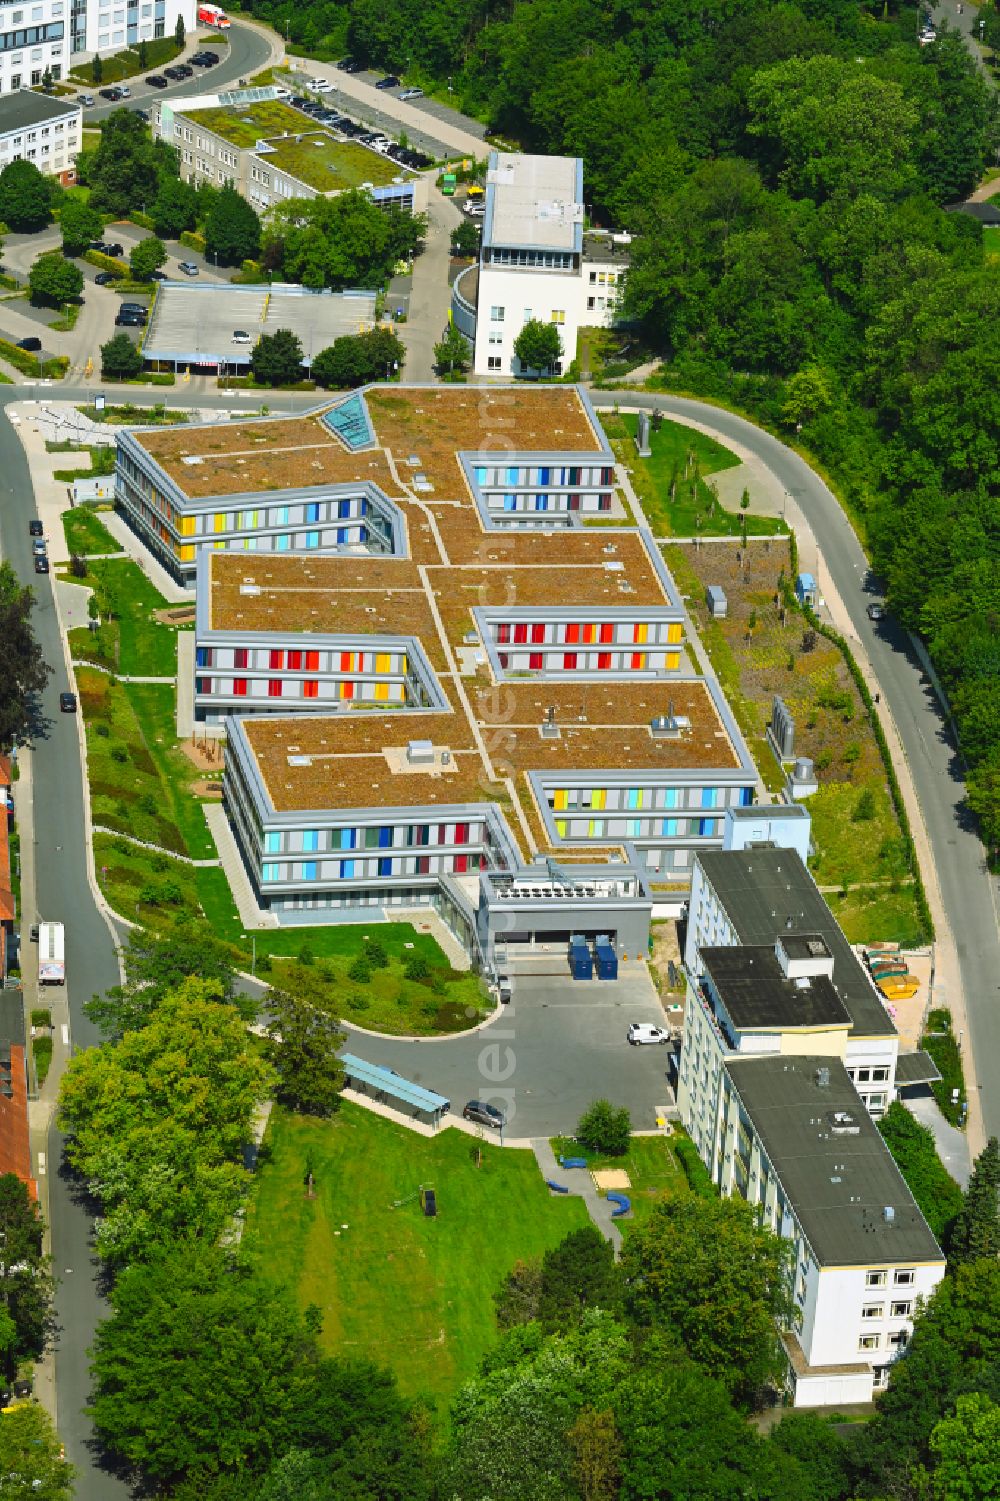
[0,89,80,182]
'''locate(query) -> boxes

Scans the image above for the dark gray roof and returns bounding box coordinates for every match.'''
[0,990,23,1050]
[0,90,79,134]
[697,849,894,1040]
[702,945,851,1032]
[894,1050,942,1087]
[948,200,1000,226]
[726,1056,942,1267]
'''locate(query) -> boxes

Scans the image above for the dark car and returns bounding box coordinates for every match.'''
[291,95,310,107]
[103,241,124,256]
[116,311,146,326]
[59,692,77,713]
[135,108,150,122]
[163,65,185,80]
[17,336,42,352]
[99,86,124,101]
[866,603,885,622]
[337,57,363,72]
[29,924,39,942]
[34,556,49,574]
[462,1100,505,1130]
[119,301,147,312]
[375,75,400,90]
[175,63,193,77]
[148,269,168,281]
[94,270,118,285]
[146,73,168,87]
[29,519,43,537]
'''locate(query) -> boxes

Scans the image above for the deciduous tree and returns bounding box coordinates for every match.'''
[28,251,82,307]
[59,196,103,256]
[0,159,51,231]
[514,317,563,375]
[433,323,471,376]
[878,1101,963,1243]
[265,990,344,1116]
[250,328,304,386]
[129,234,167,280]
[150,174,198,238]
[311,327,405,389]
[948,1134,1000,1268]
[0,1174,54,1378]
[205,184,261,266]
[87,108,176,218]
[576,1099,630,1157]
[85,925,243,1037]
[100,331,143,380]
[0,1400,74,1500]
[0,561,51,750]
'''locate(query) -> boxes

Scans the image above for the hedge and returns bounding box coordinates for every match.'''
[0,338,68,379]
[129,210,156,231]
[179,230,206,254]
[83,248,129,277]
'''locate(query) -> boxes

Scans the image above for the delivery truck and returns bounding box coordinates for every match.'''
[38,921,65,985]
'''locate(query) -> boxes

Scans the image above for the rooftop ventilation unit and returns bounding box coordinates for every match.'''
[540,705,560,740]
[883,1205,895,1224]
[815,1066,830,1088]
[406,739,434,765]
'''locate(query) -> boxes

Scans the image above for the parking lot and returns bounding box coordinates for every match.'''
[341,969,675,1140]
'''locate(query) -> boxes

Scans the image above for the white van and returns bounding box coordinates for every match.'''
[627,1022,669,1045]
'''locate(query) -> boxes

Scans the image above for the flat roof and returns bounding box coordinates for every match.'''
[726,1056,942,1267]
[252,131,403,191]
[0,89,78,134]
[340,1052,449,1112]
[696,849,895,1040]
[142,283,377,370]
[701,945,852,1032]
[183,96,323,147]
[485,151,583,252]
[894,1050,942,1087]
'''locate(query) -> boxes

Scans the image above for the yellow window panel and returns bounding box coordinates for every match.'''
[592,788,607,810]
[213,513,226,533]
[555,820,567,838]
[633,653,647,670]
[666,652,680,671]
[374,682,389,701]
[634,622,648,644]
[400,655,408,675]
[180,544,195,562]
[554,789,568,811]
[180,516,196,537]
[667,622,682,644]
[375,653,391,674]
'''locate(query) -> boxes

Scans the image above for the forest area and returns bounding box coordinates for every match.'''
[242,0,1000,852]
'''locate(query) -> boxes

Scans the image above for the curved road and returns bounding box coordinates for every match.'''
[84,17,275,125]
[2,377,997,1495]
[589,390,1000,1144]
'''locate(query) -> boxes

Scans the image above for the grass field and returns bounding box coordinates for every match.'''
[68,558,181,677]
[61,507,118,557]
[243,1105,590,1412]
[824,888,928,949]
[984,225,1000,258]
[70,35,182,83]
[602,412,786,538]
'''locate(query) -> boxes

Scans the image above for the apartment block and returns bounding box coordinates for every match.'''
[451,151,629,378]
[0,89,80,182]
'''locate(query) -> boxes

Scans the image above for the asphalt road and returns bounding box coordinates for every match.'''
[590,390,1000,1141]
[83,19,273,125]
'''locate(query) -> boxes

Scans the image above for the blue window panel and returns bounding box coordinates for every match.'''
[665,788,678,809]
[539,466,550,484]
[245,537,257,550]
[503,495,516,512]
[275,507,289,525]
[264,831,281,854]
[507,465,519,484]
[701,787,717,809]
[626,819,641,837]
[698,818,716,838]
[741,786,753,806]
[300,861,317,880]
[378,856,393,877]
[302,830,319,852]
[196,646,208,668]
[275,534,290,551]
[305,502,320,523]
[306,530,320,548]
[474,466,487,484]
[262,863,280,882]
[627,788,641,810]
[661,818,678,838]
[195,677,207,694]
[337,527,348,544]
[340,859,355,879]
[535,494,548,511]
[339,828,356,850]
[378,827,392,849]
[338,499,351,519]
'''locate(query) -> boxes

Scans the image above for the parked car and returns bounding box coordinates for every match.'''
[28,519,43,536]
[34,556,49,574]
[375,74,400,90]
[145,73,168,88]
[163,65,185,80]
[119,301,147,312]
[116,311,146,326]
[462,1100,505,1130]
[135,109,150,122]
[17,336,41,351]
[119,84,131,98]
[32,539,46,556]
[175,63,193,77]
[79,93,94,106]
[337,57,363,71]
[200,52,220,66]
[178,261,199,276]
[103,242,124,256]
[231,330,252,344]
[99,87,123,101]
[627,1022,669,1046]
[29,925,39,942]
[866,603,885,621]
[312,78,332,92]
[148,269,168,280]
[59,692,77,713]
[399,87,423,100]
[94,271,118,284]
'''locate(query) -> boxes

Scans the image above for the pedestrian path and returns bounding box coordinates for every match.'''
[203,803,279,929]
[91,826,221,867]
[904,1093,971,1188]
[531,1138,623,1254]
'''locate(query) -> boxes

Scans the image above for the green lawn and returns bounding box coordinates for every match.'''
[61,507,118,557]
[984,225,1000,258]
[77,402,187,426]
[550,1133,689,1225]
[69,558,180,677]
[70,35,182,83]
[243,1104,590,1413]
[824,888,928,949]
[603,412,786,538]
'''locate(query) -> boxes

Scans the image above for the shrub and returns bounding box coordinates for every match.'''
[94,721,110,738]
[347,957,372,984]
[297,943,314,966]
[366,937,388,968]
[852,788,876,821]
[577,1098,631,1156]
[403,954,431,983]
[110,744,128,763]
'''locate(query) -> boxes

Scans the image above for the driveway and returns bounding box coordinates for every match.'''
[341,970,674,1139]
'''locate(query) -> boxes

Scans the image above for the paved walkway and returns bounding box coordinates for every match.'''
[203,803,279,929]
[531,1138,623,1254]
[904,1091,971,1188]
[397,185,463,381]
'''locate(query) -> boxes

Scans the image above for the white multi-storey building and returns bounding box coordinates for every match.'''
[451,151,629,378]
[0,89,79,181]
[0,0,194,87]
[71,0,194,61]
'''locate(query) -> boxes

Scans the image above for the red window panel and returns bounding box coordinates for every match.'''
[341,681,354,700]
[455,823,469,845]
[437,824,448,845]
[583,623,597,644]
[305,650,319,670]
[598,652,612,669]
[303,680,319,698]
[633,624,644,644]
[269,650,284,670]
[417,856,430,875]
[287,650,302,670]
[340,651,353,673]
[565,622,580,644]
[599,622,614,644]
[234,648,248,670]
[268,679,283,698]
[631,652,646,670]
[513,623,528,644]
[531,623,545,644]
[497,622,511,644]
[598,494,612,511]
[498,653,509,669]
[529,652,543,669]
[563,653,577,670]
[453,854,469,874]
[601,466,614,485]
[568,493,581,510]
[233,678,247,696]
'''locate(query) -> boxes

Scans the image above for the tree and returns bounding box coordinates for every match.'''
[878,1101,963,1243]
[250,328,304,386]
[514,317,563,375]
[150,174,198,238]
[59,195,102,256]
[781,364,833,428]
[450,217,480,257]
[567,1407,621,1501]
[205,184,261,266]
[948,1135,1000,1268]
[622,1195,794,1404]
[0,561,51,750]
[85,926,243,1038]
[494,1259,543,1329]
[100,331,144,381]
[0,1175,55,1379]
[129,234,167,280]
[0,159,52,232]
[767,1412,851,1501]
[538,1228,622,1332]
[433,323,471,377]
[311,327,406,389]
[138,38,148,68]
[917,1392,1000,1501]
[87,108,177,219]
[265,989,344,1116]
[264,190,424,290]
[28,251,83,307]
[91,53,103,85]
[576,1099,631,1157]
[174,12,185,46]
[0,1401,74,1500]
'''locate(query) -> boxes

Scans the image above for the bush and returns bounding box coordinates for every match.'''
[101,332,144,381]
[577,1098,631,1156]
[347,957,372,984]
[31,1008,52,1029]
[366,938,388,969]
[403,954,431,983]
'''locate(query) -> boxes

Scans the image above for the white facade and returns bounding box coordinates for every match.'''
[459,152,628,378]
[0,9,71,95]
[71,0,195,59]
[0,90,79,181]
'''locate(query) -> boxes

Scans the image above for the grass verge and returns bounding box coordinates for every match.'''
[0,338,68,379]
[921,1008,966,1126]
[68,557,180,676]
[76,401,186,425]
[243,1104,590,1414]
[70,35,182,83]
[61,507,118,556]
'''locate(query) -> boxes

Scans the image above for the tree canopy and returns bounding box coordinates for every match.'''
[85,108,178,218]
[513,318,564,375]
[0,159,51,231]
[59,196,103,257]
[264,989,344,1116]
[84,924,244,1038]
[878,1101,963,1244]
[0,1174,54,1379]
[0,1400,74,1500]
[205,184,261,266]
[250,328,304,387]
[28,252,83,308]
[129,235,167,280]
[310,327,406,389]
[0,561,51,750]
[262,191,424,289]
[100,332,144,382]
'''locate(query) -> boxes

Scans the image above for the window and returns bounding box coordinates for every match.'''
[631,652,646,669]
[563,652,577,670]
[488,356,502,371]
[502,494,516,512]
[662,818,678,838]
[303,680,319,698]
[858,1334,881,1352]
[305,530,320,548]
[890,1301,912,1318]
[861,1304,884,1321]
[264,831,281,854]
[262,863,280,882]
[232,678,247,696]
[535,494,548,511]
[701,787,717,809]
[305,502,320,523]
[453,853,469,874]
[302,830,319,852]
[568,493,581,510]
[268,679,283,698]
[698,818,716,838]
[337,499,351,519]
[299,861,317,881]
[305,650,319,671]
[866,1271,887,1288]
[529,652,542,669]
[531,623,545,644]
[454,823,469,845]
[275,534,290,550]
[626,819,641,837]
[287,651,302,671]
[378,857,393,877]
[513,623,528,645]
[195,646,210,668]
[269,649,284,670]
[233,648,248,670]
[340,859,355,879]
[888,1330,909,1349]
[598,652,611,669]
[565,622,580,644]
[550,309,565,324]
[600,622,614,644]
[872,1067,890,1082]
[489,305,505,322]
[894,1270,915,1286]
